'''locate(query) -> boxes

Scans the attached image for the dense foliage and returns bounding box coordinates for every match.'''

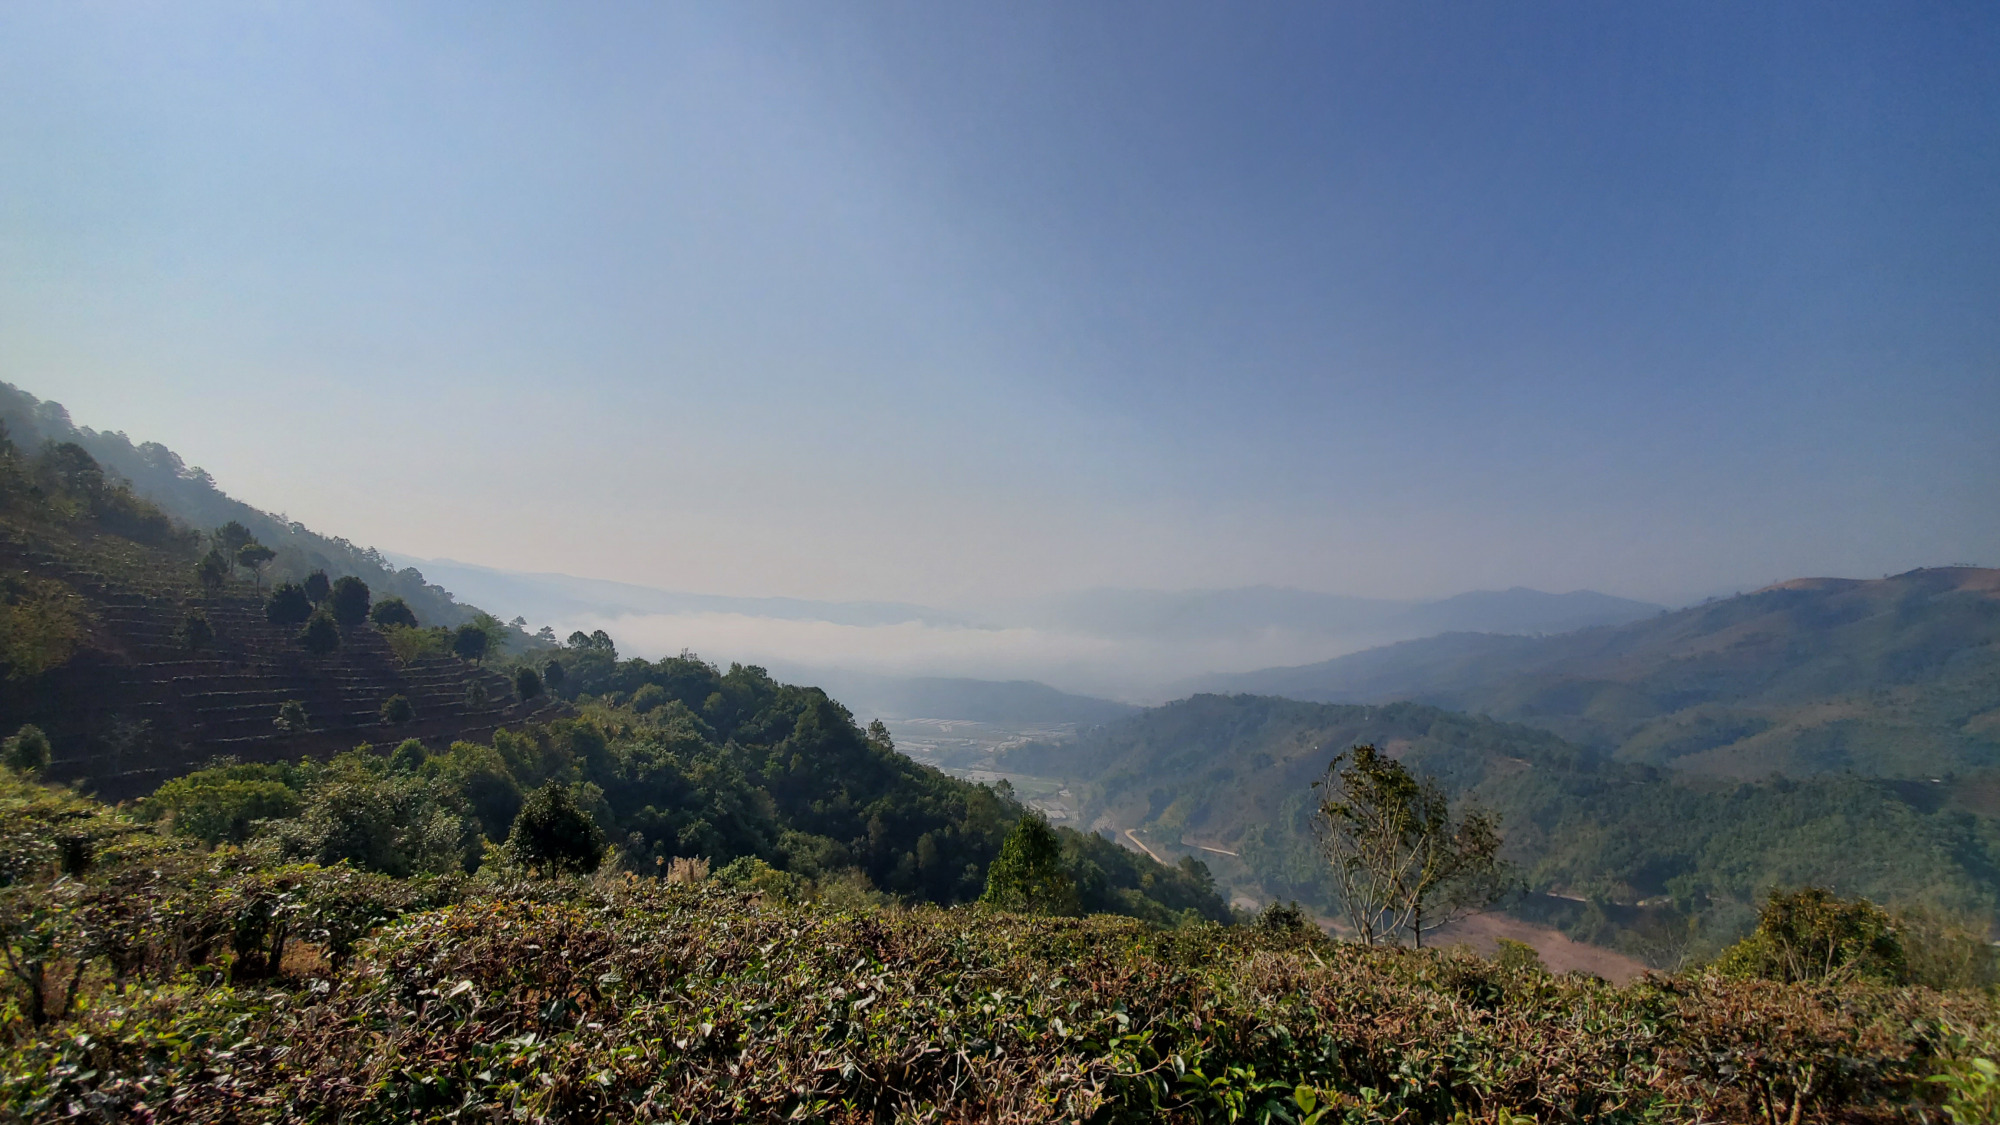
[144,645,1228,924]
[1022,694,2000,963]
[1,762,1996,1123]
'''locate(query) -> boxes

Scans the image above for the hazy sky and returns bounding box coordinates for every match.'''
[4,2,1996,608]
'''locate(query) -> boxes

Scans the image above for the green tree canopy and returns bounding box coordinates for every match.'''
[236,541,275,586]
[1714,887,1907,985]
[453,623,490,663]
[303,570,331,605]
[328,576,372,629]
[195,549,230,593]
[506,782,606,875]
[266,582,313,627]
[370,596,418,629]
[275,700,309,732]
[214,520,254,557]
[980,813,1079,916]
[299,613,340,656]
[515,666,544,704]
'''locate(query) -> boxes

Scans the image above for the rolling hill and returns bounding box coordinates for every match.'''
[0,381,489,631]
[1006,692,2000,963]
[1194,568,2000,779]
[0,431,548,799]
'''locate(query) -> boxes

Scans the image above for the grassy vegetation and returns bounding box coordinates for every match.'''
[0,766,1994,1122]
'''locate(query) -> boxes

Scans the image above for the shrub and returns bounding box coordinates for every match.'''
[1898,905,2000,991]
[543,660,566,691]
[1714,886,1906,984]
[195,549,230,592]
[665,856,709,884]
[515,666,543,704]
[3,724,50,775]
[382,624,447,663]
[381,694,415,725]
[274,700,308,733]
[0,576,85,678]
[303,569,331,605]
[506,782,605,875]
[265,582,312,626]
[275,754,479,878]
[389,738,427,773]
[370,596,418,629]
[452,623,489,663]
[328,576,371,629]
[176,609,214,652]
[142,766,301,845]
[1495,937,1547,974]
[299,612,340,655]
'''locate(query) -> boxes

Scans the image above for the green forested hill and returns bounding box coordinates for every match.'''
[1195,568,2000,779]
[0,408,1222,922]
[1011,693,2000,961]
[0,381,484,630]
[0,424,547,795]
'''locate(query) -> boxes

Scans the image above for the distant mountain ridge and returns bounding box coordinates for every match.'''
[1017,584,1664,644]
[1193,567,2000,779]
[388,555,974,630]
[763,666,1138,726]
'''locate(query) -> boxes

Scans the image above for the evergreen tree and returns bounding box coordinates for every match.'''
[515,666,544,703]
[266,582,313,626]
[506,782,606,875]
[236,541,275,587]
[214,521,254,558]
[980,813,1079,915]
[380,694,415,724]
[453,623,490,663]
[302,570,331,606]
[195,549,231,593]
[328,576,371,629]
[299,612,340,656]
[369,596,418,629]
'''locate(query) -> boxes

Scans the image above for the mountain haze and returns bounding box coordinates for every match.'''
[1196,569,2000,779]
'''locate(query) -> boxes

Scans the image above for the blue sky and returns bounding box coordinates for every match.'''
[3,2,1995,608]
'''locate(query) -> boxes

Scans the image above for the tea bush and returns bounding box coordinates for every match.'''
[1,769,1995,1123]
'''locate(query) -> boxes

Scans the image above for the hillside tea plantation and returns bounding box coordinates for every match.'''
[2,770,1998,1124]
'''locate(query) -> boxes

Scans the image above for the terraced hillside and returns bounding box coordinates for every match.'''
[0,445,549,800]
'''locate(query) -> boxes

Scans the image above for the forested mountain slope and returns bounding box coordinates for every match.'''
[1008,693,2000,962]
[1196,568,2000,779]
[0,382,482,630]
[0,402,1223,922]
[0,433,545,798]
